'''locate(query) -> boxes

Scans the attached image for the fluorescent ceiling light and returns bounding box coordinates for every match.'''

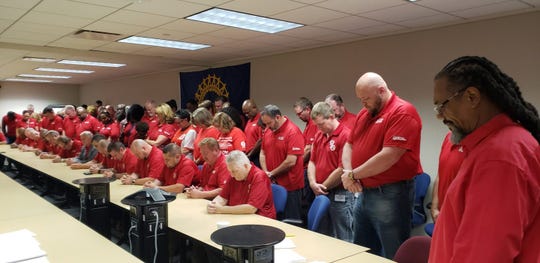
[22,57,57,63]
[35,67,94,74]
[118,36,210,50]
[58,59,126,68]
[187,8,303,33]
[18,74,71,79]
[4,78,52,83]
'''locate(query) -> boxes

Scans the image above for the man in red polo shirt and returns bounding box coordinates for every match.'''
[75,106,99,137]
[16,110,38,130]
[293,97,317,165]
[2,111,22,144]
[208,150,276,219]
[62,105,79,139]
[142,100,159,137]
[325,93,356,130]
[341,72,422,259]
[242,99,263,165]
[105,141,138,179]
[429,56,540,263]
[53,135,83,163]
[260,104,305,220]
[121,139,164,185]
[186,137,231,200]
[41,107,63,134]
[308,102,353,242]
[144,143,198,193]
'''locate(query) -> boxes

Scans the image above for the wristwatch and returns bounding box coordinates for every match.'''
[348,171,355,180]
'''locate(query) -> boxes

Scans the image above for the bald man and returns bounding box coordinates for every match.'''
[341,72,422,259]
[121,139,165,185]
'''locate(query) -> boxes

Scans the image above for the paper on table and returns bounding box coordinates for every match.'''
[0,229,48,263]
[274,249,306,263]
[274,237,296,249]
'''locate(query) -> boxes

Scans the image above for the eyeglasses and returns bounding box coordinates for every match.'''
[433,87,467,114]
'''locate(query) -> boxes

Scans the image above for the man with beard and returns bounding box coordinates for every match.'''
[429,56,540,262]
[341,72,422,259]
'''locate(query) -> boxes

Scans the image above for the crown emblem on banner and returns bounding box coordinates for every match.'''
[195,74,229,102]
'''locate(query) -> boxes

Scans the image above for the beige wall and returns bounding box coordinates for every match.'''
[0,81,79,116]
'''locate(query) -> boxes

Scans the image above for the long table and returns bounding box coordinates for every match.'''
[1,145,392,262]
[0,171,142,262]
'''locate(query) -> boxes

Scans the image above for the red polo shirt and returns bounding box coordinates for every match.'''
[141,114,159,138]
[261,117,305,191]
[59,139,82,159]
[310,123,350,184]
[200,153,231,191]
[244,113,262,153]
[115,149,138,174]
[97,122,120,142]
[135,146,165,179]
[41,115,64,134]
[220,164,276,219]
[76,115,99,137]
[171,125,196,148]
[101,154,115,169]
[340,110,356,130]
[303,118,318,146]
[436,132,465,208]
[348,93,422,188]
[16,118,38,130]
[217,127,247,155]
[158,155,198,186]
[193,126,220,162]
[0,132,5,142]
[2,114,22,137]
[63,116,80,139]
[430,114,540,263]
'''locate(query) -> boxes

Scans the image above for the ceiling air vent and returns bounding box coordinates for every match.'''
[72,30,124,41]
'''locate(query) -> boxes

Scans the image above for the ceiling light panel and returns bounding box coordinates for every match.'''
[23,57,57,62]
[35,68,94,74]
[118,36,210,50]
[187,8,303,33]
[18,74,71,79]
[58,60,126,67]
[4,78,52,83]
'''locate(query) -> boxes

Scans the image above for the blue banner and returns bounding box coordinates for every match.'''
[180,63,250,111]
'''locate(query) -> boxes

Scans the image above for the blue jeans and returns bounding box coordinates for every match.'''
[326,188,355,243]
[353,179,414,259]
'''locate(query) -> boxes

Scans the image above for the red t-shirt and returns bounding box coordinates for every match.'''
[302,118,318,146]
[261,117,305,191]
[135,146,164,179]
[244,113,262,153]
[41,115,64,134]
[217,127,247,155]
[220,165,276,219]
[171,125,196,148]
[310,123,350,184]
[340,110,356,130]
[16,118,38,130]
[59,139,82,159]
[141,114,159,138]
[193,126,220,162]
[347,94,422,188]
[436,132,465,208]
[115,149,138,174]
[76,115,99,137]
[63,116,80,139]
[147,123,176,144]
[430,114,540,263]
[97,122,120,142]
[200,154,231,191]
[2,114,22,137]
[0,132,5,142]
[158,155,198,186]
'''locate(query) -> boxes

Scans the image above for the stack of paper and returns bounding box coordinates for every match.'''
[274,238,306,263]
[0,229,48,263]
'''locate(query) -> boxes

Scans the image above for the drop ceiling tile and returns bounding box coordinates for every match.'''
[135,46,196,57]
[103,10,177,27]
[316,0,406,14]
[181,34,234,45]
[85,21,149,35]
[0,0,40,9]
[2,29,61,42]
[219,0,306,16]
[245,34,305,46]
[91,42,150,54]
[279,25,353,40]
[159,19,224,34]
[138,28,195,41]
[9,22,76,36]
[0,37,50,46]
[20,11,95,28]
[280,38,327,48]
[314,15,384,31]
[48,37,110,50]
[520,0,540,6]
[397,13,462,28]
[350,23,405,36]
[206,27,267,40]
[0,18,14,32]
[183,0,230,6]
[273,5,349,25]
[71,0,133,8]
[33,0,117,19]
[291,0,326,4]
[126,0,209,18]
[415,0,508,13]
[361,3,444,23]
[0,6,28,20]
[451,1,532,18]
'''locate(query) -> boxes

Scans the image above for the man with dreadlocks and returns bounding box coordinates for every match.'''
[429,56,540,263]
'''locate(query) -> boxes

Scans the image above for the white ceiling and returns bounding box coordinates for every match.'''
[0,0,537,85]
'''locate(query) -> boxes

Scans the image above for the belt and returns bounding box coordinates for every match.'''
[363,179,413,192]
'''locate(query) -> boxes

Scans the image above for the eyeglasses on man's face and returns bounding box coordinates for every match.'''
[434,87,468,114]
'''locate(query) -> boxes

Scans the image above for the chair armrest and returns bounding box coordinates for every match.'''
[282,219,303,227]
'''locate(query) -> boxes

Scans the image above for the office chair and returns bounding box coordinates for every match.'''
[393,235,432,263]
[424,223,434,237]
[271,184,287,220]
[412,173,431,227]
[306,195,331,232]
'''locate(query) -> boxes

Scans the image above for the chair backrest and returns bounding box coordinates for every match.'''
[307,195,331,231]
[412,173,431,226]
[271,184,287,215]
[393,236,431,263]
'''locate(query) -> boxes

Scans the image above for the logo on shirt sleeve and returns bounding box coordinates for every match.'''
[392,136,407,142]
[292,147,301,151]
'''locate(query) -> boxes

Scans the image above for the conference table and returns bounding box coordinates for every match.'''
[0,145,393,262]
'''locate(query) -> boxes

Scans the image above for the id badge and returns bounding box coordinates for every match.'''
[334,194,346,202]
